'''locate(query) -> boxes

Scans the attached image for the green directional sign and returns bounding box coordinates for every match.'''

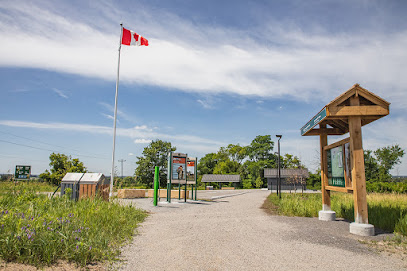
[300,107,327,136]
[15,165,31,180]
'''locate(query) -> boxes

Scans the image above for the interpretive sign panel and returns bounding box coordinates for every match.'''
[187,158,196,184]
[172,156,186,180]
[327,146,345,187]
[301,107,327,136]
[15,165,31,180]
[168,152,188,184]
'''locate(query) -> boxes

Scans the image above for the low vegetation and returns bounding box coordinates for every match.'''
[264,192,407,235]
[0,180,57,193]
[0,183,147,267]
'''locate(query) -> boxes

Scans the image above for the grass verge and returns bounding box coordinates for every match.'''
[0,184,147,267]
[263,192,407,235]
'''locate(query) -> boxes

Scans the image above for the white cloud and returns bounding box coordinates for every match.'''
[0,1,406,105]
[134,139,152,144]
[128,152,134,156]
[100,113,115,121]
[197,99,213,109]
[0,120,225,154]
[52,88,68,99]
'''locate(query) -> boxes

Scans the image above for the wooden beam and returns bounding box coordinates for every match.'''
[325,186,353,193]
[323,137,350,151]
[356,86,391,108]
[349,96,369,224]
[327,119,348,131]
[305,127,345,136]
[320,124,331,211]
[328,105,388,117]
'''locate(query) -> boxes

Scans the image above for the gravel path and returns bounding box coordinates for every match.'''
[118,190,406,270]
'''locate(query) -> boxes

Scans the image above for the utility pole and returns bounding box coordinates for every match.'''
[118,159,126,178]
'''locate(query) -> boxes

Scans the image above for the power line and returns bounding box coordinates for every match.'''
[0,139,109,160]
[0,130,108,158]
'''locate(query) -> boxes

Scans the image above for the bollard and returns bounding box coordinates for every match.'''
[153,166,159,206]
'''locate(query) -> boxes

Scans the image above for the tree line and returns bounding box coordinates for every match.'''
[36,137,405,192]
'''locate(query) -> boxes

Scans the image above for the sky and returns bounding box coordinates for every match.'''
[0,0,406,176]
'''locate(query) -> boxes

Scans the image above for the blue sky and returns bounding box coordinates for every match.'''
[1,0,406,176]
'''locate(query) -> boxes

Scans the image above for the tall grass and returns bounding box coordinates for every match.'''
[0,185,147,267]
[0,181,57,194]
[266,192,407,235]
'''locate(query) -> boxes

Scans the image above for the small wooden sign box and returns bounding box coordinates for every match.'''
[301,84,390,236]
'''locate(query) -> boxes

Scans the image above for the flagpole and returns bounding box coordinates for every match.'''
[109,23,123,199]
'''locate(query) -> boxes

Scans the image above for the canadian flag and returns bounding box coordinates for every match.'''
[121,27,149,46]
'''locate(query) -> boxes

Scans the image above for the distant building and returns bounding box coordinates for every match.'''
[264,168,309,191]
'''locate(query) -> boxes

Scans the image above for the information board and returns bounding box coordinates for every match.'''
[15,165,31,180]
[187,159,196,184]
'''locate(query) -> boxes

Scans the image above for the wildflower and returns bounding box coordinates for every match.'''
[17,235,21,240]
[48,221,52,225]
[27,224,30,228]
[5,210,8,214]
[89,246,92,250]
[43,222,46,226]
[21,226,26,231]
[61,239,64,242]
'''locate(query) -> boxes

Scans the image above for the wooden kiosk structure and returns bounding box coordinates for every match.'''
[301,84,389,236]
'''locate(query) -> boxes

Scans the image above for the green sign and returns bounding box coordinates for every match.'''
[301,107,327,136]
[15,165,31,180]
[327,146,345,187]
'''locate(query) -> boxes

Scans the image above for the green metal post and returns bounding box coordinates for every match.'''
[195,157,197,200]
[168,152,172,203]
[184,182,187,202]
[178,183,181,200]
[191,184,194,200]
[153,166,159,206]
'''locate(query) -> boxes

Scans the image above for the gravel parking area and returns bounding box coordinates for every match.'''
[118,190,406,270]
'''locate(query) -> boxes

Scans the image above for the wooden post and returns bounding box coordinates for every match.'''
[320,124,331,210]
[349,95,369,224]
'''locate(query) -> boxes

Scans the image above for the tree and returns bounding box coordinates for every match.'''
[40,153,87,185]
[281,154,303,169]
[246,135,275,162]
[135,139,176,188]
[364,144,404,182]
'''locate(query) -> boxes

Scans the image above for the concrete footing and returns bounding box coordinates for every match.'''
[318,210,336,221]
[350,222,375,236]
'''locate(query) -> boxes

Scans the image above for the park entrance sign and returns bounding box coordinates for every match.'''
[301,84,390,236]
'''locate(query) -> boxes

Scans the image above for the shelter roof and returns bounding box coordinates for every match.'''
[301,84,390,136]
[201,174,241,183]
[264,168,309,178]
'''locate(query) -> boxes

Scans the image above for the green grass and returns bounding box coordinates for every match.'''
[0,185,147,267]
[265,192,407,235]
[0,181,57,194]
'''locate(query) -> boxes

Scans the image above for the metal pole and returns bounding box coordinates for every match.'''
[153,166,159,206]
[109,23,123,199]
[276,135,282,199]
[195,157,197,200]
[118,159,126,178]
